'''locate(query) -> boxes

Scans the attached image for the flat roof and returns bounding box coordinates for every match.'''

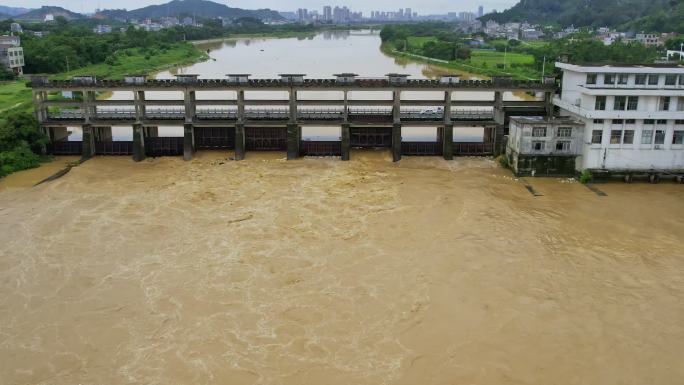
[556,62,684,73]
[510,116,583,125]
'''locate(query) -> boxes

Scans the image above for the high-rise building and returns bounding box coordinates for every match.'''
[297,8,308,22]
[478,6,484,17]
[323,6,332,21]
[405,8,412,20]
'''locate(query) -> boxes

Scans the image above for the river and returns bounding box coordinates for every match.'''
[2,30,684,385]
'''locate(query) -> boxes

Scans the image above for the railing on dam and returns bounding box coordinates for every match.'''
[45,107,496,122]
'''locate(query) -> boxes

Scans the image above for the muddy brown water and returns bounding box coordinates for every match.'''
[1,152,683,385]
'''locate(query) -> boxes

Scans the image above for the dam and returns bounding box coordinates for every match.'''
[29,73,555,162]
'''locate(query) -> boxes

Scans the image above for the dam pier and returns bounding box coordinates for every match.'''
[30,73,555,162]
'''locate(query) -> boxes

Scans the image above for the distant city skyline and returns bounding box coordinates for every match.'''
[1,0,517,15]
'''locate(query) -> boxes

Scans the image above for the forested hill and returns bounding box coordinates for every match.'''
[14,6,84,21]
[481,0,681,30]
[100,0,283,21]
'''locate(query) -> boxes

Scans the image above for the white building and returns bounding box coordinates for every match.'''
[553,62,684,174]
[506,116,585,176]
[93,24,112,34]
[0,36,24,76]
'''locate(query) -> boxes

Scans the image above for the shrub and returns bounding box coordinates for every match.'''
[0,111,49,178]
[579,169,593,184]
[0,143,42,177]
[496,155,509,169]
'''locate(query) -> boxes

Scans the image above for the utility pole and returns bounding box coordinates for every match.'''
[65,56,70,72]
[503,46,507,70]
[541,56,546,79]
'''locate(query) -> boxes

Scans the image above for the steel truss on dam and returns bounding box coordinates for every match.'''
[29,73,556,162]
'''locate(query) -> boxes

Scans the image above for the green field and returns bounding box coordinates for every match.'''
[0,43,208,115]
[383,38,543,80]
[406,36,438,50]
[0,81,33,113]
[54,43,207,80]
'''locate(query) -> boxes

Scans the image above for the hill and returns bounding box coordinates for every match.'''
[0,6,32,16]
[625,0,684,33]
[100,0,283,21]
[481,0,672,29]
[15,6,84,21]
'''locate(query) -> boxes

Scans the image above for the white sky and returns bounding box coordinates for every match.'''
[2,0,518,15]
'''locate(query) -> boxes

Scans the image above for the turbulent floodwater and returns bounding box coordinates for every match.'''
[1,153,684,385]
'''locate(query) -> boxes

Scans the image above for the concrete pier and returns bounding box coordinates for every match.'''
[82,124,96,159]
[286,124,301,160]
[132,124,145,162]
[341,124,351,161]
[235,124,246,160]
[183,123,195,161]
[392,124,402,162]
[442,125,454,160]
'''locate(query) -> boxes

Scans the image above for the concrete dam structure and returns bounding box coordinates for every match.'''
[29,73,556,162]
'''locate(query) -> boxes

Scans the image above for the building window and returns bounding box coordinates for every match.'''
[626,119,636,125]
[623,130,634,144]
[659,97,671,111]
[675,120,684,125]
[673,131,684,145]
[604,74,616,85]
[678,98,684,111]
[586,74,597,84]
[618,74,629,84]
[532,141,545,151]
[641,130,653,144]
[610,130,623,144]
[591,130,602,144]
[635,74,646,85]
[532,127,547,137]
[614,96,627,110]
[593,119,604,124]
[555,141,571,152]
[655,130,665,145]
[627,96,638,110]
[657,119,667,125]
[665,75,677,86]
[595,96,606,110]
[644,119,655,125]
[679,75,684,85]
[648,74,659,85]
[612,119,624,125]
[557,127,572,137]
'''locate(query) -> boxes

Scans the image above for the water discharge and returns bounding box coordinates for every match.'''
[1,152,683,385]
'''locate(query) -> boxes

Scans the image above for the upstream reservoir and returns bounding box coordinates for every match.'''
[65,30,534,143]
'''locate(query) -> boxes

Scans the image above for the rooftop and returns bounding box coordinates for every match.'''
[556,62,684,73]
[510,116,583,125]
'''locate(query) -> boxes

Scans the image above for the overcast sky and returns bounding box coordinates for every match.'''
[3,0,518,15]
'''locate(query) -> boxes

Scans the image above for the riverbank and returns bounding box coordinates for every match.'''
[380,43,541,80]
[0,42,208,112]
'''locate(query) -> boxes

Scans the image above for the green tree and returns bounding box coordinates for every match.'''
[0,112,48,177]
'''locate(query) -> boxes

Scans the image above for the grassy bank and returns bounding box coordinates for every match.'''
[0,42,207,179]
[0,80,33,113]
[0,42,207,112]
[384,41,543,80]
